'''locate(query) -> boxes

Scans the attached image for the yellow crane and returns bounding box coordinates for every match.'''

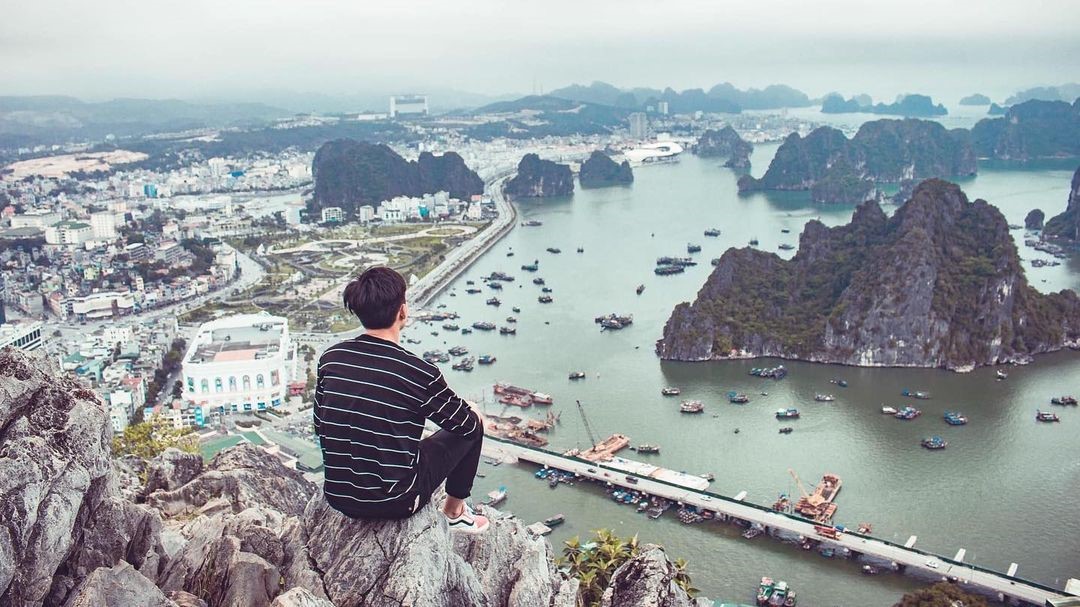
[788,468,813,501]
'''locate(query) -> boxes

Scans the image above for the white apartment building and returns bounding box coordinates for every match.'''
[69,291,136,320]
[321,207,345,223]
[0,321,43,351]
[45,221,92,247]
[181,313,297,415]
[90,211,118,240]
[357,205,376,223]
[10,209,61,229]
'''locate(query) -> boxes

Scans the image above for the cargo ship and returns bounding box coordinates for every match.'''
[794,473,842,523]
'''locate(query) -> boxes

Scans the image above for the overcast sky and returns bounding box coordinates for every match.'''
[2,0,1078,104]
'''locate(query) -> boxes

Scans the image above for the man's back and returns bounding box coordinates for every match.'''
[315,333,478,518]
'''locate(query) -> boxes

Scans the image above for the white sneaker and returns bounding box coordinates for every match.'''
[446,505,490,535]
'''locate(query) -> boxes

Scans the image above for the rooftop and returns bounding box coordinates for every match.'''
[185,313,289,365]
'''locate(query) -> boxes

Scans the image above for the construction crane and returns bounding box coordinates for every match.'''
[575,400,599,450]
[788,468,812,500]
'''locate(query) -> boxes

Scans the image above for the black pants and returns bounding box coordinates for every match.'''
[415,428,484,510]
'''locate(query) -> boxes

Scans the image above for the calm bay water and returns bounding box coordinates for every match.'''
[405,149,1080,605]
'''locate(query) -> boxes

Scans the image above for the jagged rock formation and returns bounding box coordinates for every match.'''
[505,154,574,198]
[988,103,1008,116]
[820,93,948,117]
[658,179,1080,370]
[1044,166,1080,240]
[1,348,705,607]
[692,127,752,170]
[738,119,974,203]
[810,172,880,205]
[959,94,992,106]
[579,151,633,188]
[599,547,711,607]
[971,98,1080,160]
[310,139,483,216]
[1025,209,1045,230]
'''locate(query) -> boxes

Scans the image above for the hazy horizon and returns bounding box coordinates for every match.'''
[2,0,1079,106]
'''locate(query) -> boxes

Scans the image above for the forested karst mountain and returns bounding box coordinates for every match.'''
[738,119,974,203]
[692,126,753,170]
[310,139,482,216]
[820,93,948,117]
[504,153,574,198]
[970,98,1080,160]
[959,94,992,105]
[548,81,813,112]
[1044,166,1080,240]
[578,150,633,187]
[658,179,1080,370]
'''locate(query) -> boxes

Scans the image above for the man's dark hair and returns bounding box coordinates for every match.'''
[343,266,407,329]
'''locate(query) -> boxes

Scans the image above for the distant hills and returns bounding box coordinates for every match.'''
[820,93,948,117]
[547,81,813,113]
[467,95,631,139]
[959,93,991,105]
[1004,83,1080,106]
[971,98,1080,161]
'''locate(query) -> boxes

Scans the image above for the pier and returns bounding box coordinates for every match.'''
[481,436,1076,606]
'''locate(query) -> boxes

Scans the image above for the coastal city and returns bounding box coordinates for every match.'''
[2,2,1080,605]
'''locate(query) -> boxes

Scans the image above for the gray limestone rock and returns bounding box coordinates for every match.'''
[61,562,176,607]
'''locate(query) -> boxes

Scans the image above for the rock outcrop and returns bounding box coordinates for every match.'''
[1,348,705,607]
[599,547,710,607]
[1043,166,1080,240]
[505,153,574,198]
[579,151,633,188]
[738,119,975,202]
[821,93,948,117]
[971,98,1080,161]
[959,94,991,106]
[658,179,1080,370]
[1025,209,1045,230]
[692,126,752,170]
[310,139,483,216]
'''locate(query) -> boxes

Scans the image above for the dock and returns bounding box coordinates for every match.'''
[481,436,1077,605]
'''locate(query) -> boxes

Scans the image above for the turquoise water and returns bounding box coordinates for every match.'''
[404,151,1080,605]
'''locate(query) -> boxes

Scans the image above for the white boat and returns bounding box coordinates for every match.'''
[881,406,898,415]
[623,141,683,165]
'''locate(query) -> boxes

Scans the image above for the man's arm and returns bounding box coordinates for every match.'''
[312,362,325,437]
[418,372,480,436]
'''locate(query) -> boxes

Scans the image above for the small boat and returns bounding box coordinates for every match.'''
[775,408,800,419]
[478,355,496,365]
[700,473,715,482]
[711,258,722,266]
[448,345,468,356]
[687,243,702,253]
[505,316,517,323]
[521,263,539,272]
[661,387,681,396]
[996,369,1008,380]
[484,486,507,506]
[749,238,759,246]
[538,295,553,303]
[943,411,968,425]
[548,477,559,489]
[451,357,475,372]
[680,400,705,413]
[486,297,501,306]
[533,277,545,285]
[576,247,584,253]
[901,389,931,400]
[466,280,475,285]
[531,393,553,405]
[704,228,721,237]
[921,436,948,450]
[814,394,835,402]
[728,391,750,404]
[881,406,898,415]
[779,427,794,434]
[568,371,586,380]
[895,406,921,420]
[636,284,645,295]
[778,243,795,251]
[861,565,879,575]
[1036,410,1061,422]
[781,228,791,233]
[1051,396,1078,405]
[546,247,561,254]
[442,323,460,331]
[830,378,848,388]
[499,326,517,335]
[654,265,685,275]
[465,288,482,294]
[757,577,775,605]
[543,514,565,527]
[637,444,660,454]
[541,287,553,293]
[472,321,496,331]
[506,251,514,257]
[857,522,873,534]
[819,547,835,558]
[487,282,503,290]
[460,328,473,335]
[512,306,521,313]
[522,220,542,227]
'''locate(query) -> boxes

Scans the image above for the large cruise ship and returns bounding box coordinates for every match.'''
[623,141,683,165]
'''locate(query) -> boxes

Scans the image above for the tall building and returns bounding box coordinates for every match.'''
[389,94,428,118]
[321,207,345,223]
[181,313,297,415]
[628,113,649,139]
[0,322,43,351]
[90,211,118,240]
[44,221,92,247]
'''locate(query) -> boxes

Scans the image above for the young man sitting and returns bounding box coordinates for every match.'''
[314,266,489,533]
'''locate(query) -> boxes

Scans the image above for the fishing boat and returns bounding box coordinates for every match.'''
[533,277,545,285]
[881,405,898,414]
[775,408,800,419]
[451,357,475,372]
[756,577,775,606]
[779,427,794,434]
[654,265,685,275]
[895,406,921,420]
[1051,396,1078,405]
[655,256,697,266]
[548,476,559,489]
[448,345,468,356]
[943,411,968,425]
[636,444,660,454]
[543,514,565,527]
[460,327,473,335]
[687,243,702,253]
[541,286,553,293]
[921,435,947,449]
[729,392,750,404]
[768,580,789,606]
[506,251,514,257]
[778,243,795,251]
[750,366,788,379]
[814,394,835,402]
[996,369,1008,380]
[857,522,873,534]
[576,247,584,253]
[522,220,543,227]
[819,546,835,558]
[422,350,450,364]
[546,247,561,254]
[680,400,705,413]
[704,228,722,237]
[901,389,931,400]
[465,288,482,294]
[472,321,496,331]
[749,238,759,246]
[478,355,496,365]
[1036,410,1061,422]
[499,326,517,335]
[661,387,681,396]
[711,258,722,266]
[442,323,460,331]
[512,306,522,313]
[484,486,507,506]
[830,378,848,388]
[505,316,517,323]
[568,371,586,380]
[538,295,553,303]
[636,284,645,295]
[487,281,504,291]
[521,263,539,272]
[861,565,880,575]
[531,393,553,405]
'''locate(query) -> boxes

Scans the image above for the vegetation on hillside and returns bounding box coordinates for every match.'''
[112,417,198,460]
[892,582,988,607]
[558,529,695,607]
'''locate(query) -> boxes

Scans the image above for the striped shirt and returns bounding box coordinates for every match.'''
[314,333,480,518]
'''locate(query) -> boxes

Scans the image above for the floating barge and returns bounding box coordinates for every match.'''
[794,473,842,524]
